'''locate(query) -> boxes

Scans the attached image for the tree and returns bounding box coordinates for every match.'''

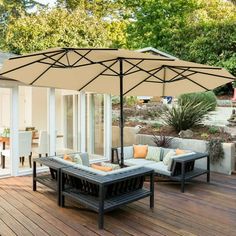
[2,8,111,54]
[56,0,126,19]
[126,0,236,77]
[56,0,129,48]
[0,0,44,23]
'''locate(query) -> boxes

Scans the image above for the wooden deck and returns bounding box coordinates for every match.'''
[0,173,235,236]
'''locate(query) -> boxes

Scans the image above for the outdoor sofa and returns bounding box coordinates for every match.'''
[33,153,154,229]
[116,145,210,192]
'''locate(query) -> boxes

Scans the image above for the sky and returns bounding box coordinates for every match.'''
[37,0,57,7]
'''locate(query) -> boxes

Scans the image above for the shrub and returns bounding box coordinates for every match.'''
[152,134,173,148]
[208,126,219,134]
[206,139,224,164]
[178,91,217,111]
[161,100,212,132]
[200,133,209,139]
[111,96,120,105]
[124,96,138,107]
[151,123,163,130]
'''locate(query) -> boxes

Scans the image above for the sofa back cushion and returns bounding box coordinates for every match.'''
[51,152,89,166]
[51,155,77,166]
[117,146,134,160]
[146,146,162,162]
[133,145,148,158]
[163,150,196,172]
[161,148,174,161]
[80,153,90,166]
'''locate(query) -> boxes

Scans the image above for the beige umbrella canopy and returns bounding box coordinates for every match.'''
[0,47,235,166]
[0,47,234,96]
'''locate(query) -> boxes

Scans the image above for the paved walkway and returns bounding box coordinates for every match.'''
[203,107,236,137]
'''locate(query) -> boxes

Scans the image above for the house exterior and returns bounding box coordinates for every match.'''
[0,51,111,177]
[136,47,177,101]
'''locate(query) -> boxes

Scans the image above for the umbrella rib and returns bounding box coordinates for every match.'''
[78,59,118,91]
[118,57,175,61]
[124,59,164,82]
[74,50,119,76]
[124,60,144,75]
[180,68,235,80]
[8,49,65,60]
[123,67,163,95]
[145,80,163,83]
[163,65,222,70]
[167,67,190,82]
[125,67,161,76]
[169,67,209,90]
[65,52,70,66]
[71,50,92,67]
[30,51,68,85]
[38,61,65,67]
[41,53,67,67]
[0,51,64,76]
[72,58,118,69]
[172,72,198,82]
[168,67,198,82]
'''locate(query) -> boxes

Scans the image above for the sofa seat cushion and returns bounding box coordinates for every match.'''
[124,158,156,166]
[146,162,172,176]
[91,164,112,172]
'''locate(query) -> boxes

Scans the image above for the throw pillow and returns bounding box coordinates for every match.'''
[133,145,148,158]
[167,155,180,171]
[101,162,120,170]
[91,164,112,172]
[163,150,176,165]
[63,154,73,162]
[73,154,83,165]
[146,146,161,162]
[175,149,186,155]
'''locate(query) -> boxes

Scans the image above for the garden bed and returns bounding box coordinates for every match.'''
[112,120,233,142]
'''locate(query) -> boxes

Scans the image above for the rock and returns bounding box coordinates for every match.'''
[134,125,142,133]
[178,129,194,138]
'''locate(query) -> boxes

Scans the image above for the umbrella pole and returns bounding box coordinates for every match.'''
[119,58,124,168]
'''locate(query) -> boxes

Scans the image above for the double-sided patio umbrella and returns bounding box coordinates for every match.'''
[0,47,235,166]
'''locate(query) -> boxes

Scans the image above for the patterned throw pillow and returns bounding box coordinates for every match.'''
[163,150,176,166]
[146,146,162,162]
[73,154,83,165]
[101,162,120,170]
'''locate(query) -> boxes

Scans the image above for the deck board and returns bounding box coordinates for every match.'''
[0,173,236,236]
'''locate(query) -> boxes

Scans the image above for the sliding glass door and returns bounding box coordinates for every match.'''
[86,94,105,157]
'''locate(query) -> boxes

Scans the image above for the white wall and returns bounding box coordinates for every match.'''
[31,87,48,131]
[0,88,11,128]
